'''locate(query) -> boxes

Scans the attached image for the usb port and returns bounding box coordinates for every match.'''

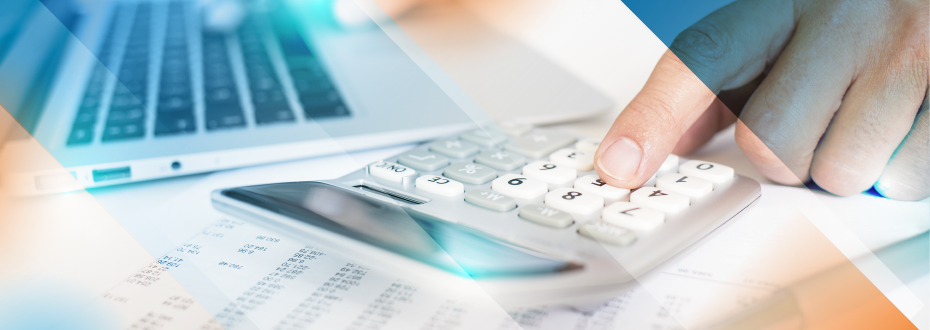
[92,166,131,182]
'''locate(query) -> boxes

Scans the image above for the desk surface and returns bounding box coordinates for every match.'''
[84,0,928,328]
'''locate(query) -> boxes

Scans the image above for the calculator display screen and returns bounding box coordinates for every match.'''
[222,182,574,278]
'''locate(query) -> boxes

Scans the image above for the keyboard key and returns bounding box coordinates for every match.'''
[573,175,630,204]
[67,126,94,145]
[254,106,295,124]
[544,187,604,215]
[522,161,577,186]
[465,189,517,212]
[656,173,713,198]
[205,87,238,104]
[73,112,97,126]
[679,160,734,185]
[518,204,573,228]
[206,108,246,130]
[106,108,145,124]
[369,161,417,183]
[101,123,145,141]
[491,174,548,199]
[474,150,526,171]
[415,175,464,197]
[630,187,689,213]
[158,96,193,112]
[252,89,288,108]
[459,129,508,147]
[397,150,449,171]
[549,148,594,171]
[574,137,601,154]
[602,202,664,232]
[442,162,497,185]
[578,222,636,246]
[155,114,196,135]
[429,139,479,158]
[303,103,348,119]
[658,154,680,176]
[503,130,576,158]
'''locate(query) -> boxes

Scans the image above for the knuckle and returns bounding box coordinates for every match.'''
[670,19,734,71]
[624,95,683,138]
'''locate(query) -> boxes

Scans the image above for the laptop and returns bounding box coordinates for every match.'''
[0,0,613,195]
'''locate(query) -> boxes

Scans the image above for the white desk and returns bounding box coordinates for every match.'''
[86,0,928,327]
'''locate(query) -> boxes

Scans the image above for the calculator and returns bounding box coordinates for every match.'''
[211,125,761,309]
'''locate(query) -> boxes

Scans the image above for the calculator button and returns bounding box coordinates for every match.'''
[369,162,417,183]
[474,150,527,171]
[465,189,517,212]
[630,187,689,213]
[397,151,450,171]
[491,174,548,199]
[493,120,533,136]
[429,138,480,158]
[415,175,464,197]
[658,154,680,175]
[578,222,636,246]
[549,148,595,171]
[518,204,574,228]
[656,173,713,198]
[644,173,657,188]
[443,162,498,184]
[459,129,508,147]
[574,137,601,154]
[573,175,631,204]
[544,187,604,215]
[602,202,664,232]
[503,130,577,158]
[522,161,577,186]
[679,160,734,184]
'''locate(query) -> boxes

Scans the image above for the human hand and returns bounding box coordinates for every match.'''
[594,0,928,200]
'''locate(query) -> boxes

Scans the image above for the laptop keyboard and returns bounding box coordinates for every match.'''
[67,1,349,145]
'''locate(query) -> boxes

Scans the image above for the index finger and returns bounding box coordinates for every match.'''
[593,0,797,188]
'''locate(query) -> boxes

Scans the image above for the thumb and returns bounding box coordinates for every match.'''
[594,51,716,188]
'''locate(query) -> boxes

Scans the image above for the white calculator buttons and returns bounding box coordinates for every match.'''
[492,174,548,199]
[549,148,595,171]
[578,222,636,246]
[518,204,574,228]
[415,175,464,197]
[602,202,664,232]
[658,154,680,175]
[369,162,418,183]
[522,161,577,186]
[679,160,734,184]
[459,129,508,147]
[574,137,601,154]
[656,173,713,198]
[465,189,517,212]
[544,187,604,215]
[429,138,480,158]
[630,188,690,213]
[573,175,630,204]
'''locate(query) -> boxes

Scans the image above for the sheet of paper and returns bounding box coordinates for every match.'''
[79,143,921,330]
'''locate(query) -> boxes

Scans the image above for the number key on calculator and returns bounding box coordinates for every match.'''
[213,124,761,309]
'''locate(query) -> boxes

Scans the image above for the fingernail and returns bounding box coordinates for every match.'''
[597,137,642,182]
